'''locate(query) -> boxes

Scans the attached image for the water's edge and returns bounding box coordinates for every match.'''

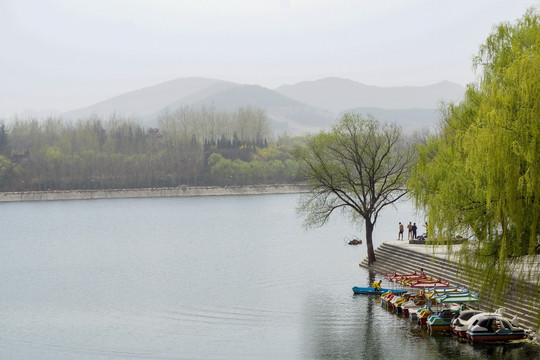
[0,184,310,202]
[361,242,540,338]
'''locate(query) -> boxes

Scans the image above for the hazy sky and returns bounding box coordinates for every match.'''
[1,0,538,116]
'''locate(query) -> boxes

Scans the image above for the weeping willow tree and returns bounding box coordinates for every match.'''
[408,8,540,324]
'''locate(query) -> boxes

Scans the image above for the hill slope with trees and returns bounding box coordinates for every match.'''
[54,77,464,135]
[0,107,301,191]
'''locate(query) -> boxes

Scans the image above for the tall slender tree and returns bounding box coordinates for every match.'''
[296,113,416,265]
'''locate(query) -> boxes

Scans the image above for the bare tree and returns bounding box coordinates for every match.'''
[296,113,416,265]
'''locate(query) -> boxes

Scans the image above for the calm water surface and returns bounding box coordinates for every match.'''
[1,194,539,359]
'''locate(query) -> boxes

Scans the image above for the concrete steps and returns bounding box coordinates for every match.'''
[366,244,536,320]
[360,242,539,332]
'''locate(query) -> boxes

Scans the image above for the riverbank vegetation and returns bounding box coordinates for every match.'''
[407,8,540,322]
[0,106,302,191]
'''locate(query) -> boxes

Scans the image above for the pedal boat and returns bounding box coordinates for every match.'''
[416,305,434,325]
[434,291,479,305]
[450,310,483,336]
[385,271,422,283]
[408,278,450,288]
[466,314,526,343]
[453,311,503,338]
[352,286,407,295]
[426,308,460,334]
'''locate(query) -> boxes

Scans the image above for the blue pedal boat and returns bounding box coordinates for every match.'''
[352,286,408,295]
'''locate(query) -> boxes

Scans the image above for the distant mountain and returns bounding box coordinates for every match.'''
[10,108,62,120]
[344,107,442,134]
[193,85,302,109]
[57,76,465,135]
[187,84,338,133]
[139,82,336,134]
[63,77,229,120]
[276,77,465,112]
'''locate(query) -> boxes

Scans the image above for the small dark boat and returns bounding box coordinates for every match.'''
[352,287,407,295]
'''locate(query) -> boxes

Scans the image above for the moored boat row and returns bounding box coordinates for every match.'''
[353,269,535,344]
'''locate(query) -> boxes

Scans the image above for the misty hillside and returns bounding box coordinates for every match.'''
[191,84,304,109]
[170,84,336,133]
[58,77,465,135]
[276,77,464,112]
[345,108,442,134]
[63,77,229,120]
[138,82,336,134]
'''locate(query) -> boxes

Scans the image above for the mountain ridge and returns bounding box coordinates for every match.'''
[275,77,464,112]
[63,77,229,120]
[31,77,465,134]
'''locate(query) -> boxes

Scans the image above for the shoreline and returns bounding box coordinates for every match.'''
[0,184,310,202]
[361,241,540,335]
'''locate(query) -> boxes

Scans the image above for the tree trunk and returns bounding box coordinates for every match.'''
[365,218,376,265]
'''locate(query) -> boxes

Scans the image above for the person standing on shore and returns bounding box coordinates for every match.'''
[412,223,417,239]
[398,222,404,240]
[407,222,413,240]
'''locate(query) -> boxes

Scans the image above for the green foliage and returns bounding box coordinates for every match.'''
[0,107,300,190]
[0,155,21,190]
[252,145,293,162]
[158,105,272,149]
[0,122,8,154]
[207,150,297,186]
[408,8,540,317]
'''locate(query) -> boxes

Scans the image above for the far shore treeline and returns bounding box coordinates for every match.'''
[0,106,303,191]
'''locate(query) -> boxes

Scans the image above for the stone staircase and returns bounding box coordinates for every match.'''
[359,242,539,333]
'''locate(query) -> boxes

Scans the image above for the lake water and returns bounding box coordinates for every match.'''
[1,194,539,359]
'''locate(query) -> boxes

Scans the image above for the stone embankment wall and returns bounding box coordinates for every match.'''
[0,184,310,202]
